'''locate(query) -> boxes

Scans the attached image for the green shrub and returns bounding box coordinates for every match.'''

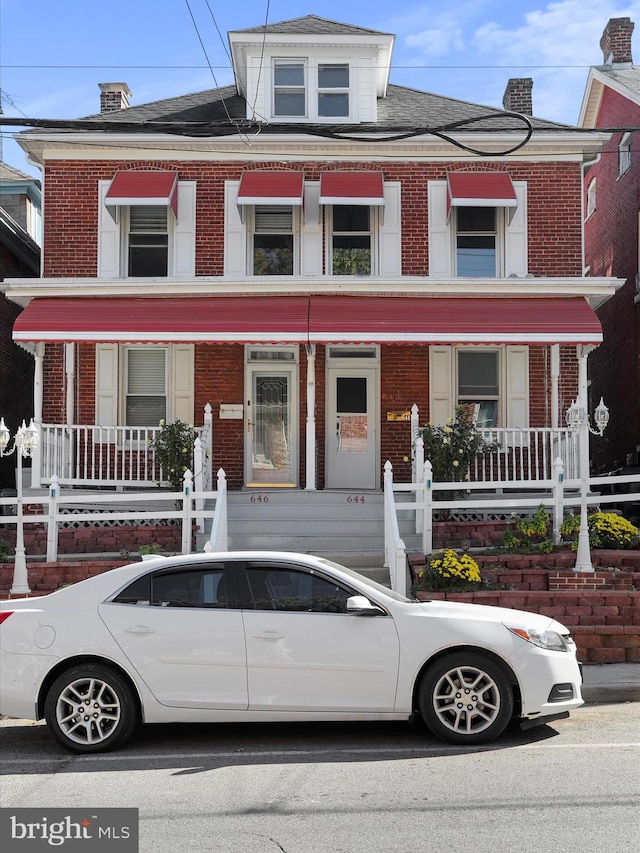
[150,419,195,492]
[500,505,555,554]
[420,405,498,498]
[561,512,639,550]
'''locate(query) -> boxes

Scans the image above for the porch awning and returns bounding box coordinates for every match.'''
[237,171,304,205]
[105,170,179,220]
[319,172,385,205]
[446,172,517,216]
[13,295,602,345]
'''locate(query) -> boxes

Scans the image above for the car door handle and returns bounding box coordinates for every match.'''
[127,625,155,634]
[253,631,285,640]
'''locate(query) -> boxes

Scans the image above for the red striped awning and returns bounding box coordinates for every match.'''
[13,296,602,346]
[105,171,179,219]
[237,171,304,205]
[319,172,385,205]
[447,172,517,216]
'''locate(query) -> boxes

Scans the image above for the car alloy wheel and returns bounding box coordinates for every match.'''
[44,663,139,754]
[419,653,514,745]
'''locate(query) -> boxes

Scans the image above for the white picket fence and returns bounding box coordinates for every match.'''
[384,458,640,597]
[0,468,228,564]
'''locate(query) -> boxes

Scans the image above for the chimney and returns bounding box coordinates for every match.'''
[99,83,132,113]
[600,17,634,65]
[502,78,533,115]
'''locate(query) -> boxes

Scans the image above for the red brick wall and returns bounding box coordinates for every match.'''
[585,87,640,471]
[41,159,585,279]
[417,588,640,662]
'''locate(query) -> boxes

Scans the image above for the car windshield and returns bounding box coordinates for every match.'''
[316,558,412,602]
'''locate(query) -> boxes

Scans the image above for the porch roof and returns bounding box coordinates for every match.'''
[12,295,602,345]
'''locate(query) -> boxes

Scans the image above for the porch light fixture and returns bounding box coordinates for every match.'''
[564,398,609,573]
[0,418,39,595]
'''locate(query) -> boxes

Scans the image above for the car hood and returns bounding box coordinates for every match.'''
[411,598,568,633]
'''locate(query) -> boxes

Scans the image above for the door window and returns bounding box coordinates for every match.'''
[112,565,232,608]
[244,564,351,613]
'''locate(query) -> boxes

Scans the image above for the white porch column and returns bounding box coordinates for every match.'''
[30,343,45,488]
[305,344,317,490]
[550,344,560,428]
[65,343,76,426]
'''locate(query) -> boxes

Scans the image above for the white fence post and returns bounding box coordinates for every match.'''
[203,402,213,490]
[46,474,60,563]
[395,537,407,598]
[383,460,393,569]
[193,437,204,511]
[181,469,193,555]
[415,435,424,534]
[410,404,420,482]
[423,459,433,556]
[553,456,565,545]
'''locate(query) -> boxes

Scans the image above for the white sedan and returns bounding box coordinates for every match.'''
[0,552,583,753]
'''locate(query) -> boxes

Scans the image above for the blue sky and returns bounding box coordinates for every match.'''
[1,0,639,177]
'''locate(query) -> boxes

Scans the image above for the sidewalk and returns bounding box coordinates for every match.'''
[581,663,640,704]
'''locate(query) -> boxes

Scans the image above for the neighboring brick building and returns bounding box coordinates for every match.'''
[580,17,640,472]
[0,163,40,489]
[1,14,621,492]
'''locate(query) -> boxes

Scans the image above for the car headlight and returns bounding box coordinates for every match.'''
[506,625,570,652]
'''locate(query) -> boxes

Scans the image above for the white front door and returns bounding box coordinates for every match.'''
[245,364,298,487]
[326,366,378,489]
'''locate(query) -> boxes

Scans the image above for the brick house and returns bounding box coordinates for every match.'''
[580,17,640,473]
[1,14,621,497]
[0,163,40,489]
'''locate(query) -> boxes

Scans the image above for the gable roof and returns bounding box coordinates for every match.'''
[579,64,640,127]
[231,14,391,37]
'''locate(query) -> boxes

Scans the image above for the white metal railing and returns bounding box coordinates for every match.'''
[384,458,640,587]
[383,461,407,597]
[38,418,212,489]
[0,468,228,567]
[408,403,580,483]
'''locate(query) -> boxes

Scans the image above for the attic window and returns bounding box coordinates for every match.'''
[318,64,349,117]
[274,60,306,117]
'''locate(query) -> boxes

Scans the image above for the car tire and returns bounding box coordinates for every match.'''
[44,663,139,754]
[418,653,514,745]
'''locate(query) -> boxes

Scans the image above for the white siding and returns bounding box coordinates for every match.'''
[301,182,323,276]
[171,344,195,423]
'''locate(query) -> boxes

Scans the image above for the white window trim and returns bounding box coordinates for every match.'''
[271,57,355,123]
[95,343,194,429]
[121,206,173,278]
[427,180,528,278]
[98,180,196,279]
[586,178,597,219]
[273,58,307,118]
[248,204,300,275]
[454,207,504,278]
[618,132,632,178]
[325,204,378,275]
[429,344,529,430]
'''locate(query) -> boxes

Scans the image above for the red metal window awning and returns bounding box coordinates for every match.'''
[237,171,305,205]
[446,172,517,217]
[319,172,385,205]
[105,171,179,220]
[13,296,602,346]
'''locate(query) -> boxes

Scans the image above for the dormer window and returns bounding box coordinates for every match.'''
[274,60,306,117]
[318,64,349,117]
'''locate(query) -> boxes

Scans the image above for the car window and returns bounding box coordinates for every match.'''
[112,566,229,608]
[244,564,351,612]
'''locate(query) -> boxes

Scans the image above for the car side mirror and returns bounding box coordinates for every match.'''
[346,595,384,616]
